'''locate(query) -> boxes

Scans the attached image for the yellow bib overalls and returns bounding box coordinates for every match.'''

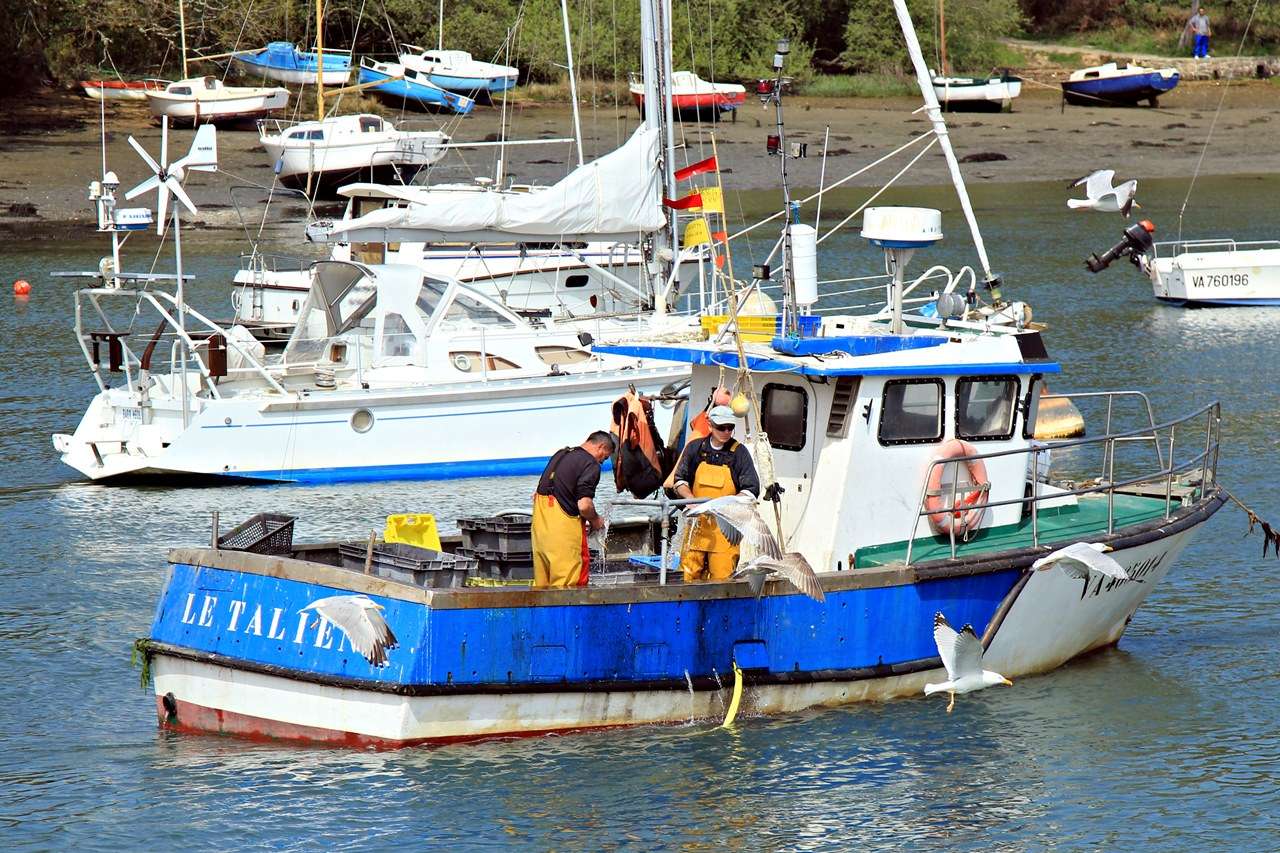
[681,440,740,582]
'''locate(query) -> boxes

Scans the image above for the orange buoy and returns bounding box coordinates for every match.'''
[13,279,31,296]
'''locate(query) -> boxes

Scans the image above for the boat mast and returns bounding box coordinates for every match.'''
[179,0,189,78]
[890,0,1000,294]
[560,0,584,167]
[316,0,325,122]
[938,0,948,76]
[639,0,674,308]
[438,0,444,51]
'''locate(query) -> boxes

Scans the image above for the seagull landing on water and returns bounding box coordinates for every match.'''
[923,613,1011,712]
[1068,169,1140,216]
[1032,541,1137,600]
[300,595,398,667]
[734,553,826,602]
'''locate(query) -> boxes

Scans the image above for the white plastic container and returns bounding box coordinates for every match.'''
[790,224,818,308]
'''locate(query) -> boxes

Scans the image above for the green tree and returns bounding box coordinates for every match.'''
[840,0,1025,75]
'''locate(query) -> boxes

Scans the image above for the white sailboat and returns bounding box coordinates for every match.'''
[147,2,287,125]
[255,1,449,198]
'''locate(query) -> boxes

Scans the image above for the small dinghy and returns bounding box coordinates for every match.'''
[146,76,289,126]
[80,79,168,101]
[232,42,352,86]
[931,71,1021,112]
[1061,61,1179,107]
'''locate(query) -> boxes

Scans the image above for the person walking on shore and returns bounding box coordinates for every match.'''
[1185,6,1212,59]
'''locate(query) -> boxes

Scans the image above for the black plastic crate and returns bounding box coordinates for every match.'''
[457,512,532,555]
[338,541,479,588]
[457,546,534,581]
[217,513,296,556]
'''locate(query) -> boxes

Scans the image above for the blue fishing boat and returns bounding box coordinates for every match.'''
[232,42,352,86]
[131,0,1227,747]
[1062,61,1180,107]
[358,58,474,114]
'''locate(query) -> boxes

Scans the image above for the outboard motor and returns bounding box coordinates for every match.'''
[1085,220,1156,273]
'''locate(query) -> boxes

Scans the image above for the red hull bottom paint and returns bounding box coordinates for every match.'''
[630,93,746,111]
[154,695,644,749]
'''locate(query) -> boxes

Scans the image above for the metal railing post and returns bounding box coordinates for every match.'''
[1165,425,1176,518]
[1106,437,1116,533]
[1030,446,1040,546]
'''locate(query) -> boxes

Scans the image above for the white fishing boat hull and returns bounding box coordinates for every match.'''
[1149,242,1280,306]
[54,365,686,483]
[146,517,1208,745]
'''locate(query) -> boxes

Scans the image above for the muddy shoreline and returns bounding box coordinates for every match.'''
[1,80,1277,245]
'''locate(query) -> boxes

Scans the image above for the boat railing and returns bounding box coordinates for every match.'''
[1152,238,1280,258]
[904,396,1221,565]
[75,287,292,410]
[606,495,709,585]
[238,252,310,275]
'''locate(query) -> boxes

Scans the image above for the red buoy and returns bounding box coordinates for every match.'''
[13,279,31,296]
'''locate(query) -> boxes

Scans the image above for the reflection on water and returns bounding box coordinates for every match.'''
[2,175,1279,847]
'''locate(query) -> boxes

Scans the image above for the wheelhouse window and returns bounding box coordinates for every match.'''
[1022,376,1043,440]
[359,117,383,133]
[761,383,807,451]
[956,376,1019,441]
[381,312,414,358]
[879,379,943,445]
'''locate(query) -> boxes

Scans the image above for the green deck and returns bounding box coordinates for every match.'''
[855,492,1179,568]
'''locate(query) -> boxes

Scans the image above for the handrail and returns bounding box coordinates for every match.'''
[904,399,1220,565]
[1151,238,1280,259]
[607,494,709,586]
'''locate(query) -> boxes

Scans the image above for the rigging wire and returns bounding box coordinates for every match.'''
[1177,0,1263,242]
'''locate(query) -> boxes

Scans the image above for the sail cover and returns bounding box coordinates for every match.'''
[322,127,665,244]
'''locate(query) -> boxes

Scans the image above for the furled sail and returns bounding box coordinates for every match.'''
[318,127,664,244]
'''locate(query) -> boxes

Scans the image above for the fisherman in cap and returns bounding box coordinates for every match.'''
[672,405,760,582]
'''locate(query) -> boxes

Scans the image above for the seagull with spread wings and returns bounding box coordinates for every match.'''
[1032,541,1136,600]
[675,494,783,559]
[1068,169,1140,216]
[923,612,1012,712]
[300,595,399,667]
[734,553,826,602]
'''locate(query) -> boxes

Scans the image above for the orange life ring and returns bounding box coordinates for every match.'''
[924,439,990,537]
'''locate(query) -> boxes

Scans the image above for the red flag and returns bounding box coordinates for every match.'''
[675,155,718,181]
[663,193,703,210]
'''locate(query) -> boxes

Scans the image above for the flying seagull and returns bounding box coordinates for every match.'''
[734,553,826,602]
[923,612,1012,712]
[300,595,399,667]
[677,494,783,559]
[1067,169,1140,216]
[1032,541,1137,599]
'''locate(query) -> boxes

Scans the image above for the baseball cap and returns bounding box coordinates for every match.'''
[708,405,737,426]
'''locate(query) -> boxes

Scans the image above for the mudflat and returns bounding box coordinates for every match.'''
[1,80,1277,240]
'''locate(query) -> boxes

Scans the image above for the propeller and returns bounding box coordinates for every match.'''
[124,120,218,235]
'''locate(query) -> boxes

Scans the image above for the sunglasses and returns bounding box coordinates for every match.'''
[711,422,735,432]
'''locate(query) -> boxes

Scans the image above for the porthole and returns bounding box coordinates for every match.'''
[565,274,590,288]
[350,408,375,433]
[452,353,473,372]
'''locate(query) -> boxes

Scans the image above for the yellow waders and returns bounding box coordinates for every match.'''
[681,454,739,583]
[532,493,590,588]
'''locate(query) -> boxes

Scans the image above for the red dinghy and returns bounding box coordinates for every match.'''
[80,79,168,101]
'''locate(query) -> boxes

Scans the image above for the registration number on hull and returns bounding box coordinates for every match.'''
[119,406,143,424]
[1191,272,1250,289]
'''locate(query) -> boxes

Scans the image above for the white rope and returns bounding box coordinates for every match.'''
[817,136,937,244]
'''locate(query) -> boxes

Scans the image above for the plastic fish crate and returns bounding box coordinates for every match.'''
[457,513,532,555]
[338,541,479,589]
[217,513,296,556]
[457,546,534,581]
[699,314,821,342]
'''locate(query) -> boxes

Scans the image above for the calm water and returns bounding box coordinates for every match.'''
[3,174,1280,849]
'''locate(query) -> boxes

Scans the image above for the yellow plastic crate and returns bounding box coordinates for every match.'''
[383,513,442,551]
[699,314,779,342]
